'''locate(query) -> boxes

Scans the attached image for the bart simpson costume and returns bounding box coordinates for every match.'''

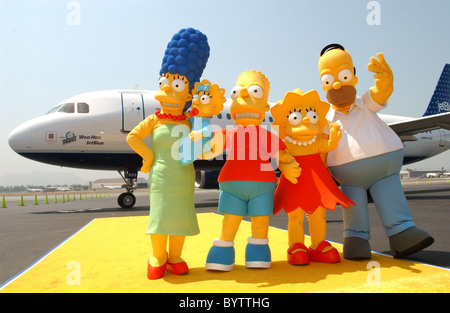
[126,28,209,279]
[271,89,355,265]
[318,44,433,260]
[205,70,300,271]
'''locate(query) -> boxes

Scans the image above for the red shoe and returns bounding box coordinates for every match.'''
[287,243,310,265]
[147,258,168,280]
[309,241,340,263]
[167,261,189,275]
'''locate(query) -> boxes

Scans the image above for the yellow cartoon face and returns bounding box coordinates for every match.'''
[190,79,225,118]
[229,70,270,127]
[271,89,330,145]
[155,73,192,115]
[318,48,358,109]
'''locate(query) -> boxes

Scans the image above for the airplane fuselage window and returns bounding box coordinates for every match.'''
[58,103,75,113]
[77,102,89,113]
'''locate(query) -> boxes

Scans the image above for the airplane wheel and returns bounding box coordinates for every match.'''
[118,192,136,209]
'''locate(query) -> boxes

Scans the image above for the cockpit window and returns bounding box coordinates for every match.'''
[77,102,89,113]
[46,104,63,114]
[46,102,89,114]
[58,103,75,113]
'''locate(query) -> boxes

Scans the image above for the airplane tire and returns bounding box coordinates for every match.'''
[118,192,136,209]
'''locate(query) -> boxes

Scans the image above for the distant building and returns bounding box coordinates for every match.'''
[401,168,447,179]
[91,178,148,190]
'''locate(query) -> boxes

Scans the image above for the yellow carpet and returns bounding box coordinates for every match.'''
[1,213,448,293]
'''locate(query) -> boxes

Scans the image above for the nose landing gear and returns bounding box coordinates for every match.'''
[117,170,138,209]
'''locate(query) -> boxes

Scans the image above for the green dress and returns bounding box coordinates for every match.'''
[146,123,199,236]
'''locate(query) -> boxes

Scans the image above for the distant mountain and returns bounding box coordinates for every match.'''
[0,171,89,187]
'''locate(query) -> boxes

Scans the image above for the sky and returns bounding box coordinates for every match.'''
[1,0,449,186]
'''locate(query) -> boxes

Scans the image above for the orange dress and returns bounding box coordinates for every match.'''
[274,154,354,215]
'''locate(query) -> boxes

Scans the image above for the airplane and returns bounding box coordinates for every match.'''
[26,187,44,193]
[8,64,450,208]
[101,183,124,190]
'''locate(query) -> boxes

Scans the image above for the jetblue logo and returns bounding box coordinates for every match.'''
[62,132,76,145]
[438,101,450,112]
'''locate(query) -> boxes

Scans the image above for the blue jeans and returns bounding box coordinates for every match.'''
[330,149,415,240]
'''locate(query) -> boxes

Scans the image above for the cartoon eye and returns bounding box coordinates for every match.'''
[192,94,199,100]
[288,112,303,126]
[158,76,169,90]
[247,85,264,99]
[230,86,243,99]
[200,95,211,105]
[338,69,353,83]
[171,79,186,92]
[321,74,335,88]
[306,111,318,124]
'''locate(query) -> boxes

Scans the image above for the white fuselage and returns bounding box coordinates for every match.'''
[8,90,450,172]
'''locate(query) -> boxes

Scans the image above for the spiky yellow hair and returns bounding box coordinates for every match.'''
[271,89,330,139]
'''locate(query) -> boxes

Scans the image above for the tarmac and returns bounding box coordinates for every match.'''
[0,178,449,292]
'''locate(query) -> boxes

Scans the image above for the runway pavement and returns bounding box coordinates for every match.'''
[1,180,449,285]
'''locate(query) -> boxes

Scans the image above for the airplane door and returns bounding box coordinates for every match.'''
[122,93,145,132]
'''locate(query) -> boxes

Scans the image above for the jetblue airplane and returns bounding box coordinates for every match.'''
[8,65,450,208]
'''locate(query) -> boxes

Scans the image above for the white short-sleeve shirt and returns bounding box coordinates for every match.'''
[325,90,403,167]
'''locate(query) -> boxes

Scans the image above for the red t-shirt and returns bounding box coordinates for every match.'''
[218,125,286,182]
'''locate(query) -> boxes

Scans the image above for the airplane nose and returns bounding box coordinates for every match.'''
[8,123,33,152]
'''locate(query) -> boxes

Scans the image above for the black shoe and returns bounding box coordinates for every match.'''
[389,226,434,258]
[343,237,372,260]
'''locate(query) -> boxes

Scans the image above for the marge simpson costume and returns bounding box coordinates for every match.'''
[127,28,209,279]
[318,44,433,259]
[271,89,355,265]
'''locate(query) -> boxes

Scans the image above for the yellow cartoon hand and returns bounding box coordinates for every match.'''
[368,52,394,104]
[326,122,341,152]
[189,130,204,143]
[201,132,224,159]
[140,150,154,173]
[278,149,295,164]
[329,122,341,141]
[279,159,302,184]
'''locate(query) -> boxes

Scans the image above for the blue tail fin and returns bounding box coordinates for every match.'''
[423,64,450,116]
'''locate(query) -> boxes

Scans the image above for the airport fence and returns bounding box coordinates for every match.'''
[0,189,151,208]
[0,191,117,208]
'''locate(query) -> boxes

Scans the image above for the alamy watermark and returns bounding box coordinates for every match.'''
[366,261,381,285]
[367,1,381,26]
[66,261,81,285]
[170,122,282,172]
[66,1,81,26]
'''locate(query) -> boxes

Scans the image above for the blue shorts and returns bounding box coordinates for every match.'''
[218,181,276,217]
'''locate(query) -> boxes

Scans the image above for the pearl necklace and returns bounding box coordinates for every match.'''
[285,135,317,146]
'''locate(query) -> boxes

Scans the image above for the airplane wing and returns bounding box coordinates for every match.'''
[388,112,450,139]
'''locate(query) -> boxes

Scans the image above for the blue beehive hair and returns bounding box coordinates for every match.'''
[160,28,210,92]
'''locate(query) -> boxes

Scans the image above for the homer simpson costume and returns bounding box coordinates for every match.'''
[205,70,300,271]
[126,28,209,279]
[318,44,434,260]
